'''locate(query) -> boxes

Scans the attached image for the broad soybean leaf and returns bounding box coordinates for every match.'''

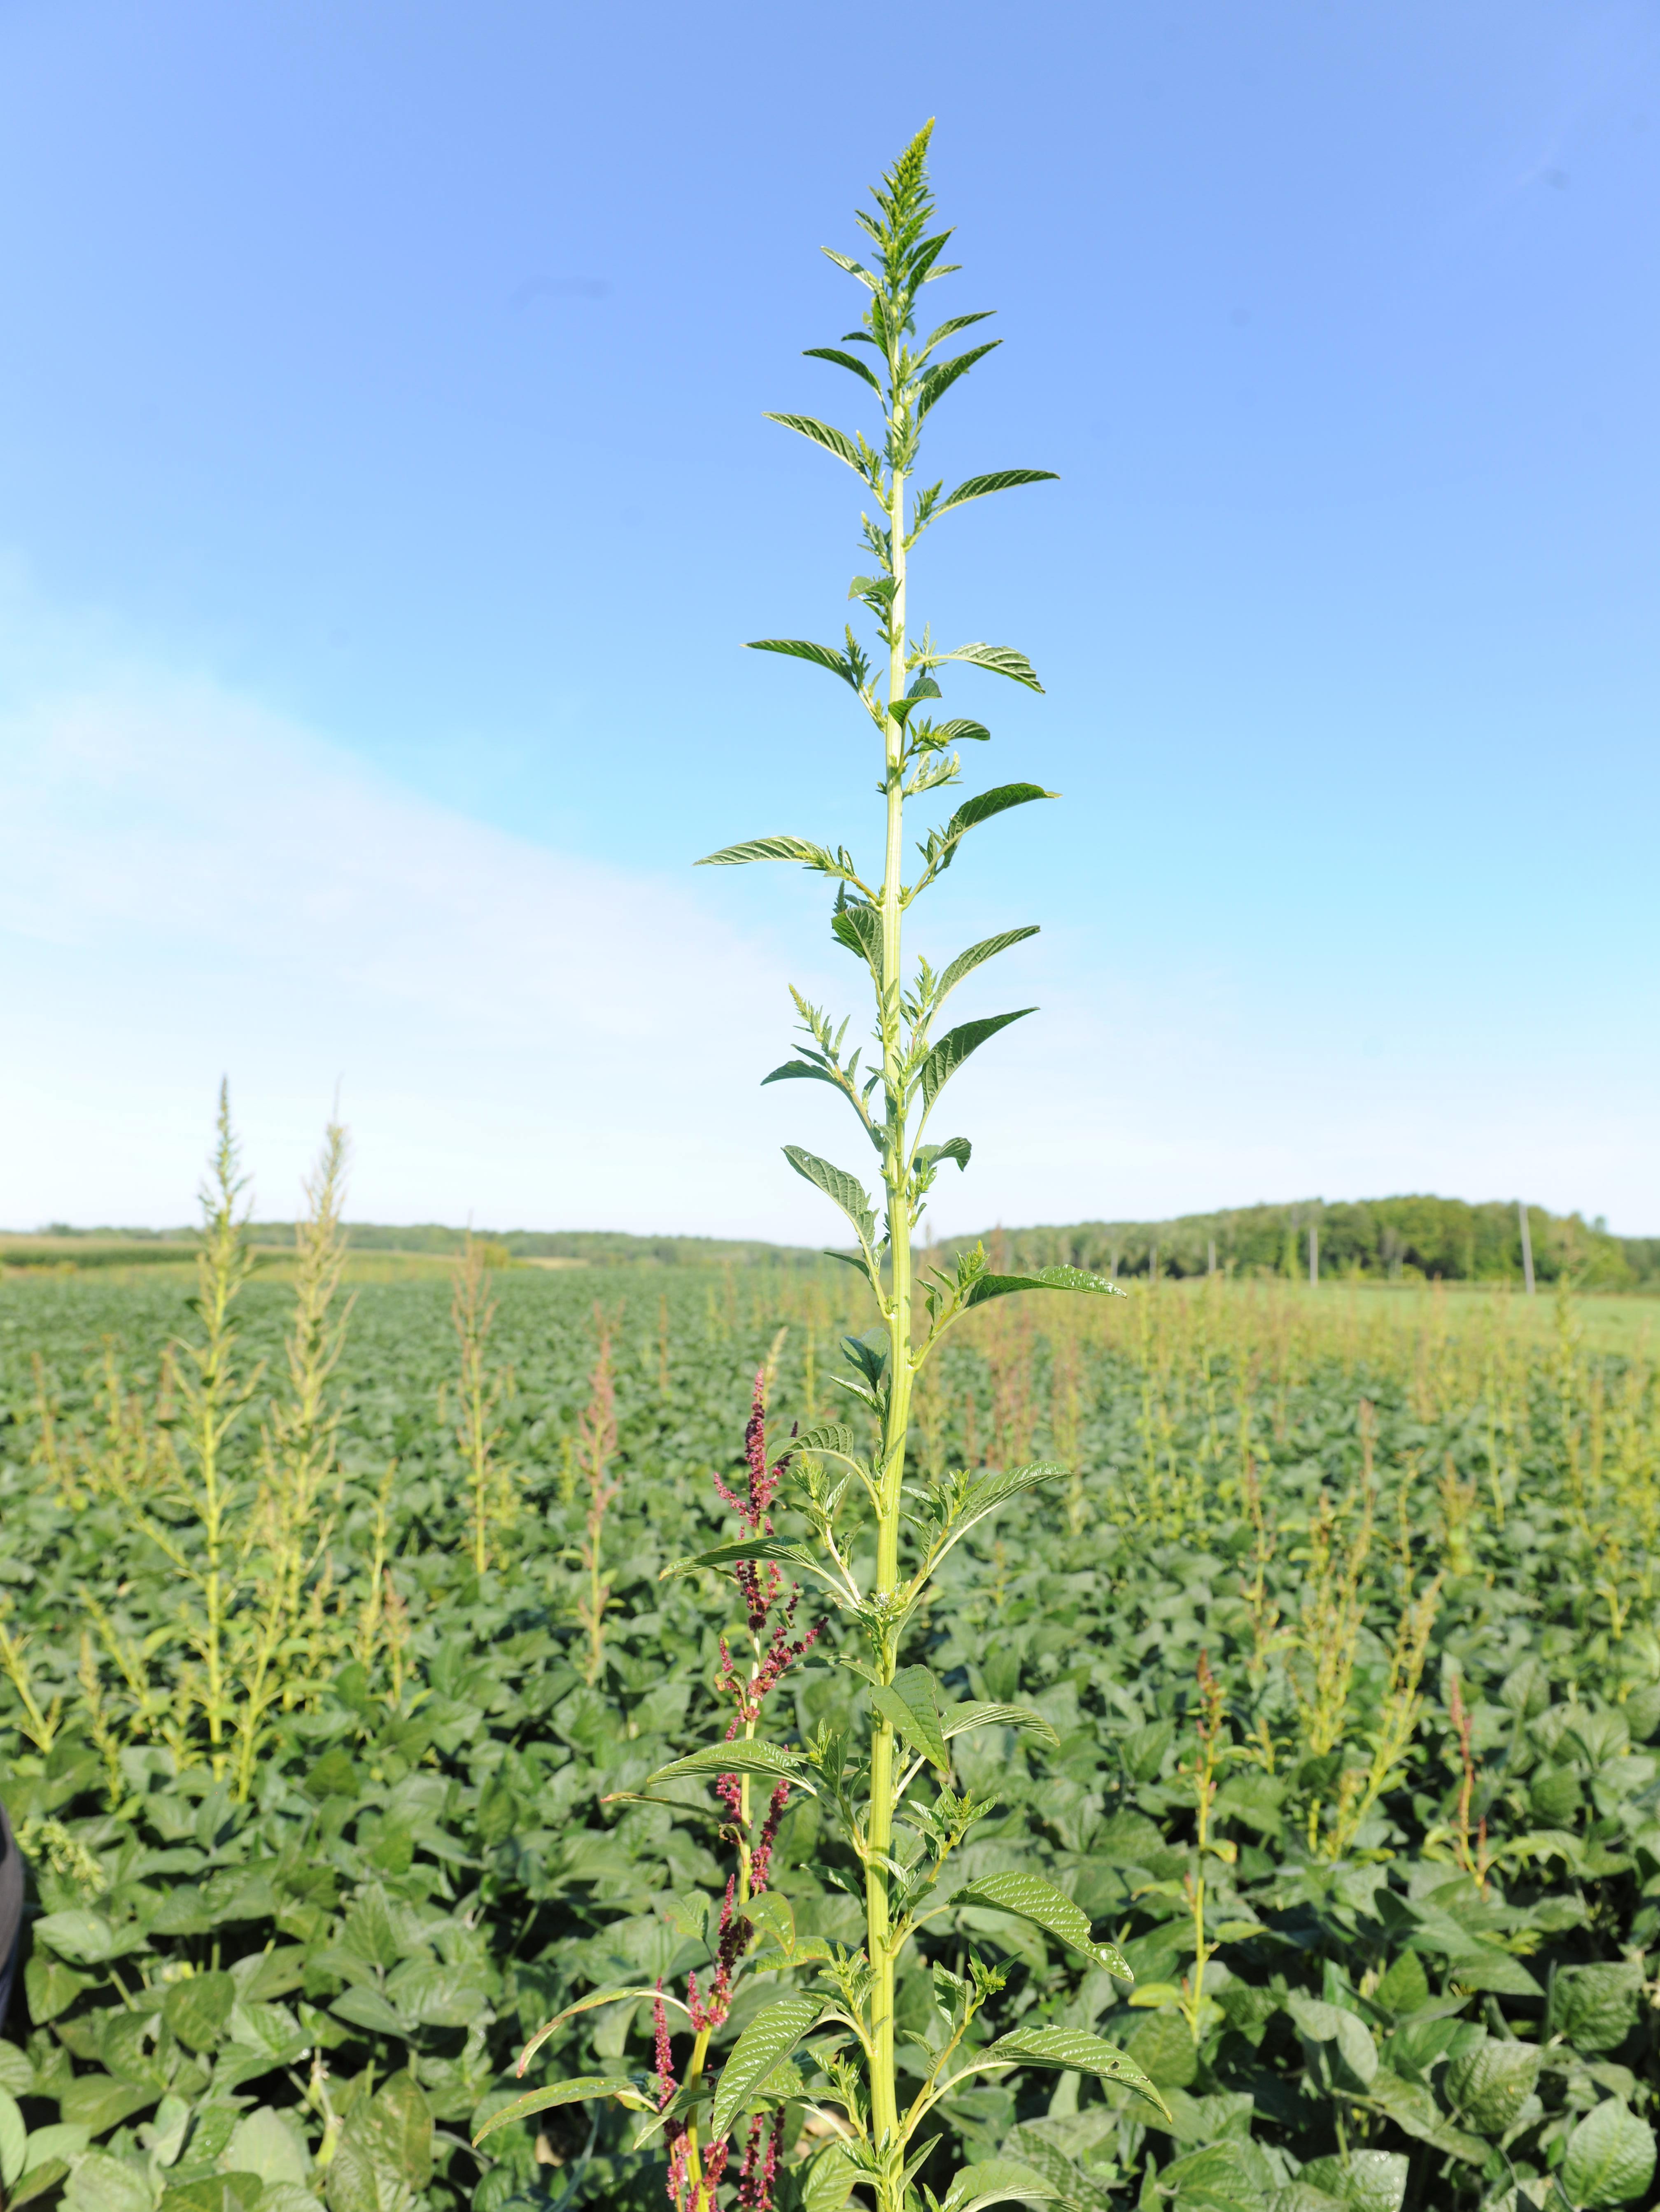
[518,1986,692,2077]
[937,926,1040,1003]
[63,2151,153,2212]
[783,1146,876,1242]
[1286,1995,1377,2093]
[937,2158,1062,2212]
[31,1911,119,1965]
[1300,2152,1409,2212]
[60,2074,156,2135]
[952,1872,1133,1981]
[1555,1961,1644,2052]
[329,1985,405,2039]
[0,2088,24,2191]
[711,1994,822,2140]
[1562,2101,1656,2208]
[935,469,1060,516]
[962,1264,1124,1312]
[11,2164,74,2212]
[1444,2034,1540,2135]
[870,1666,950,1770]
[976,2025,1169,2117]
[1159,2142,1268,2211]
[698,833,844,868]
[919,1010,1035,1112]
[761,412,869,473]
[163,1970,237,2052]
[473,2075,650,2147]
[943,1701,1061,1750]
[944,643,1044,692]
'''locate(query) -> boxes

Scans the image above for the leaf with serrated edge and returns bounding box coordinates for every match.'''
[870,1665,950,1770]
[515,1988,692,2078]
[951,1872,1133,1981]
[973,2026,1168,2117]
[473,2077,650,2147]
[648,1741,814,1793]
[711,1995,823,2141]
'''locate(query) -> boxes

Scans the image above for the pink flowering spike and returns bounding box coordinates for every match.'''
[761,2109,784,2210]
[738,2111,766,2208]
[750,1778,792,1894]
[653,1981,678,2109]
[704,2138,730,2198]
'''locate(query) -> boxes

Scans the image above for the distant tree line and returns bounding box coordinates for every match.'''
[934,1196,1657,1289]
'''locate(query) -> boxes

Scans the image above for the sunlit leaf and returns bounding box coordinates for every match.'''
[711,1994,823,2140]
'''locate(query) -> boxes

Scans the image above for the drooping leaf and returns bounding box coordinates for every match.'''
[935,469,1059,517]
[936,1464,1068,1555]
[783,1146,876,1245]
[942,642,1044,691]
[648,1740,815,1793]
[916,1137,971,1173]
[942,1701,1061,1750]
[937,927,1040,1003]
[659,1535,852,1607]
[961,1264,1124,1311]
[918,1009,1035,1112]
[870,1666,950,1771]
[1562,2101,1656,2209]
[762,413,868,473]
[517,1988,692,2079]
[472,2076,650,2147]
[951,1871,1134,1981]
[802,346,883,392]
[929,718,991,744]
[831,901,883,967]
[710,1995,823,2140]
[921,309,998,352]
[973,2025,1169,2116]
[916,342,1000,418]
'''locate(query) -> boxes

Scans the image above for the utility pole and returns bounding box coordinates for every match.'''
[1308,1223,1319,1286]
[1518,1198,1535,1295]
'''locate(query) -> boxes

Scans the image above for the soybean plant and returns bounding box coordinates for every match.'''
[486,124,1163,2212]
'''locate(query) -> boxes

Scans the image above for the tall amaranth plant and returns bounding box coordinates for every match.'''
[483,124,1164,2212]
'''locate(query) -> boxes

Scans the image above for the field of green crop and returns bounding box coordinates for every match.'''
[2,1259,1659,2212]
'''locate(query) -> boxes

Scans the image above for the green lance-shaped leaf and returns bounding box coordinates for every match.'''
[974,2026,1170,2118]
[961,1263,1125,1312]
[783,1145,877,1245]
[803,346,883,393]
[761,1060,842,1091]
[942,1701,1061,1749]
[936,2160,1066,2212]
[921,308,998,352]
[473,2077,651,2147]
[934,469,1059,518]
[743,638,860,687]
[918,1009,1035,1113]
[951,1872,1133,1981]
[762,413,869,475]
[1562,2100,1657,2209]
[870,1665,950,1771]
[516,1987,692,2079]
[916,341,1000,418]
[935,927,1039,1007]
[932,1464,1068,1562]
[942,643,1044,691]
[648,1740,816,1795]
[711,1994,824,2141]
[697,834,847,872]
[946,784,1056,841]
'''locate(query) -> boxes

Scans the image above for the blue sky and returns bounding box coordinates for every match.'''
[2,0,1656,1238]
